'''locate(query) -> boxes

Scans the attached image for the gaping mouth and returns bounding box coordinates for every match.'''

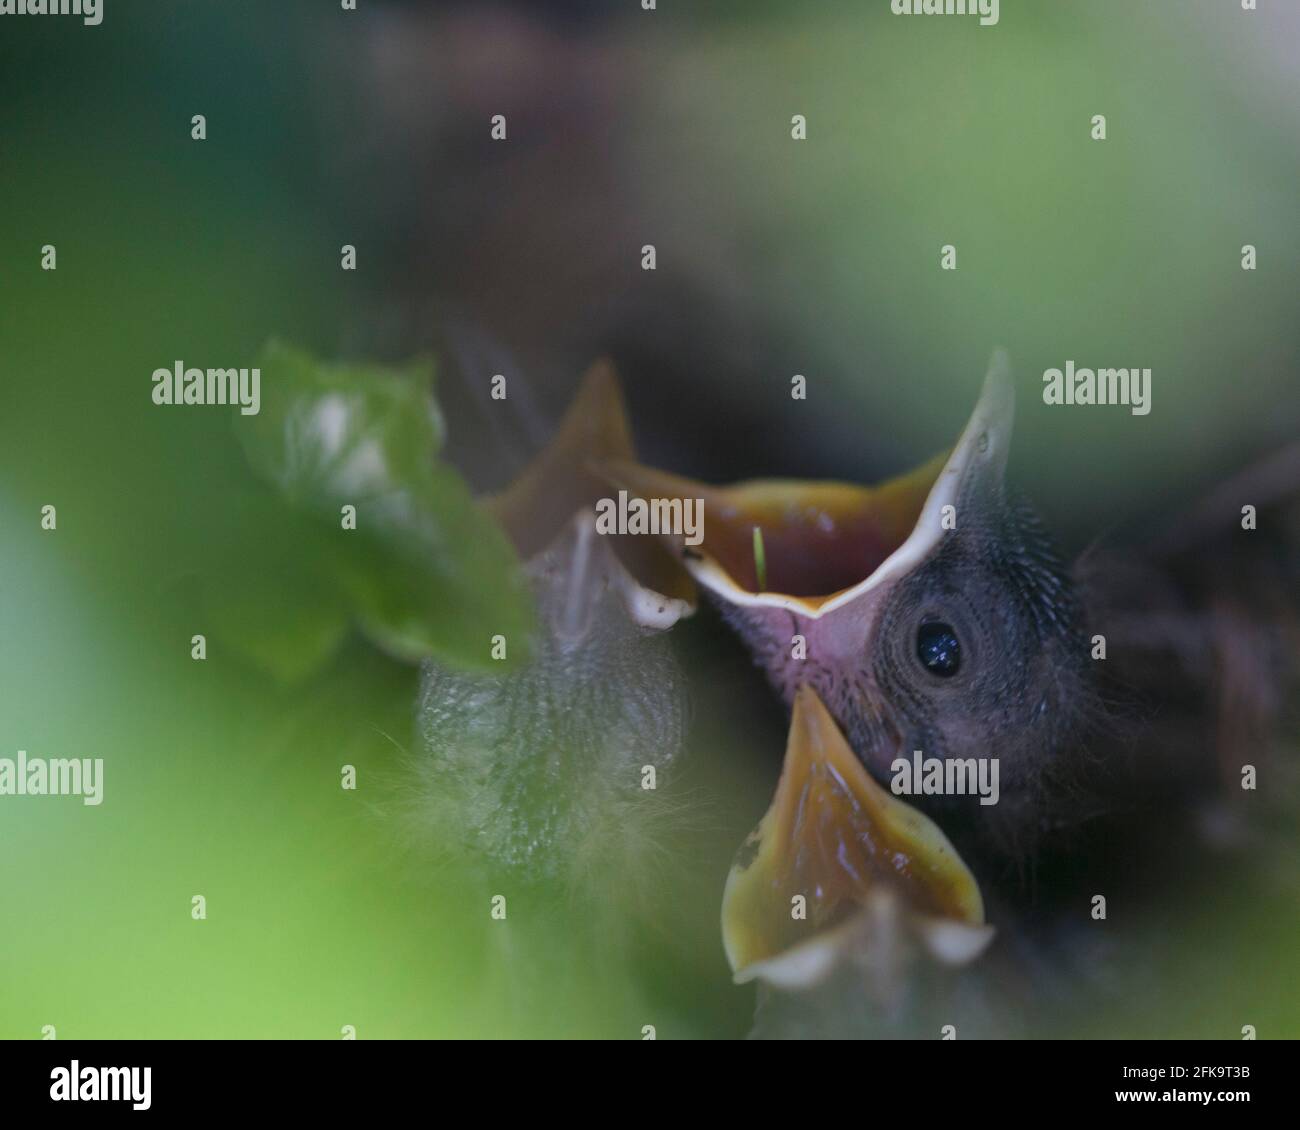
[604,457,946,603]
[721,685,991,987]
[487,359,697,630]
[600,349,1014,618]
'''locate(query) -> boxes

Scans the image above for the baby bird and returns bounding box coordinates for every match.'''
[605,351,1096,860]
[413,361,697,888]
[614,351,1297,1037]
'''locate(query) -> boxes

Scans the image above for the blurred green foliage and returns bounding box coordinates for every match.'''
[209,342,535,681]
[0,0,1296,1039]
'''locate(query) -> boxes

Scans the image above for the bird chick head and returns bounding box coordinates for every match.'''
[603,351,1092,846]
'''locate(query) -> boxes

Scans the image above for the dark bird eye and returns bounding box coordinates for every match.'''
[917,620,961,677]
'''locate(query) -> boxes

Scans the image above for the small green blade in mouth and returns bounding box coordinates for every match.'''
[601,456,946,606]
[599,349,1016,618]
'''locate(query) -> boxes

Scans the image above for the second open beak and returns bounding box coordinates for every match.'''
[486,359,696,630]
[722,685,992,988]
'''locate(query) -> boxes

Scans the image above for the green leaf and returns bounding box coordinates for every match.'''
[214,341,534,679]
[240,340,447,502]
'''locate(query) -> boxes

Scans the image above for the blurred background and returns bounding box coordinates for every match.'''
[1,0,1297,1038]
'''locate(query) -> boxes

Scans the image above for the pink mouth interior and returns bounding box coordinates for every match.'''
[708,506,919,598]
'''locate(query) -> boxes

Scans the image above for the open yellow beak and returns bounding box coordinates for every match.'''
[722,685,991,987]
[599,349,1014,620]
[602,457,945,615]
[486,359,696,629]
